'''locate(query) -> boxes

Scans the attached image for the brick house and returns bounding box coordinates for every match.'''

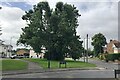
[16,49,29,56]
[104,40,120,54]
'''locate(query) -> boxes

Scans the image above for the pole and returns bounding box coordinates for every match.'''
[83,38,85,62]
[48,57,50,68]
[48,47,51,69]
[48,32,53,69]
[86,34,88,63]
[9,36,14,58]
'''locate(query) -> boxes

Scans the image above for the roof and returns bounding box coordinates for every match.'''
[110,40,120,48]
[114,42,120,48]
[107,40,120,48]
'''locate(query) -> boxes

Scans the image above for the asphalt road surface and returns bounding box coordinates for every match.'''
[2,70,115,78]
[79,58,119,70]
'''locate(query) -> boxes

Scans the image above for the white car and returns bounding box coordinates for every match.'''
[10,55,17,59]
[10,55,25,59]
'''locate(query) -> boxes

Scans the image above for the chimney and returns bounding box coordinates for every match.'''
[110,39,112,42]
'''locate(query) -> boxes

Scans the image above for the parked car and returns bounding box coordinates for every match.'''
[10,55,16,59]
[10,55,25,59]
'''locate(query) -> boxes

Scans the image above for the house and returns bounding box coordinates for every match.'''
[29,48,45,58]
[16,49,29,56]
[0,40,13,58]
[105,40,120,54]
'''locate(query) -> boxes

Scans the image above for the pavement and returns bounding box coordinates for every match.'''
[2,67,100,76]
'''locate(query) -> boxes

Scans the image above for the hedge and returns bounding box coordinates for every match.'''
[105,53,120,61]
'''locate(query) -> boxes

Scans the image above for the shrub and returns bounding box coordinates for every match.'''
[98,54,106,60]
[105,53,120,61]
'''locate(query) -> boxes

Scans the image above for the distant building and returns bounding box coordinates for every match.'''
[0,40,13,57]
[16,48,29,56]
[105,40,120,54]
[29,48,45,58]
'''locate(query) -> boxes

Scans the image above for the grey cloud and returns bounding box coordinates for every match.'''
[0,5,26,49]
[76,2,118,43]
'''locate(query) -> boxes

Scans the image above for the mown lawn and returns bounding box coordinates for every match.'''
[1,59,28,71]
[23,58,96,69]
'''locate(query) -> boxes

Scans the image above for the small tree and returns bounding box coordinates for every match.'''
[91,33,107,57]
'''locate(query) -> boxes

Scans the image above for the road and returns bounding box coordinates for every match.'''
[79,58,119,70]
[2,70,115,78]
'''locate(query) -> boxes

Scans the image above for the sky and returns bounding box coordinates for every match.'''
[0,0,119,50]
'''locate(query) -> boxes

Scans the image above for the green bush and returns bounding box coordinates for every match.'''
[105,53,120,61]
[98,54,106,60]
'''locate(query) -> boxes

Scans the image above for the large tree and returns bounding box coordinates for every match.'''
[17,2,83,60]
[91,33,107,56]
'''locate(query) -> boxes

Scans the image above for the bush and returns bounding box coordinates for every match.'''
[105,53,120,61]
[98,54,106,60]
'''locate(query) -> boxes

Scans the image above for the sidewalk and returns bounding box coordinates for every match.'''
[2,67,100,76]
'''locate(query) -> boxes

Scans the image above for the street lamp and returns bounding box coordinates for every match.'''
[83,38,86,62]
[48,31,53,69]
[86,34,88,63]
[10,36,15,45]
[9,36,14,57]
[48,53,50,69]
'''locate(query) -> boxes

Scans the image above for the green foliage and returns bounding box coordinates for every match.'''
[23,58,96,69]
[16,48,29,52]
[1,59,28,71]
[17,2,83,61]
[91,33,107,56]
[98,54,106,60]
[105,53,120,61]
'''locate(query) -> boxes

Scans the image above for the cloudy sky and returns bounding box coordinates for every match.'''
[0,0,119,50]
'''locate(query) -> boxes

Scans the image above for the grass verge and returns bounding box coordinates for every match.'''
[23,58,96,69]
[1,59,28,71]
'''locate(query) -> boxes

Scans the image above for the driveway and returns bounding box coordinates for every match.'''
[79,58,119,70]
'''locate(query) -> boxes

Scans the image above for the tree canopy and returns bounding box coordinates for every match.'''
[91,33,107,56]
[17,2,83,60]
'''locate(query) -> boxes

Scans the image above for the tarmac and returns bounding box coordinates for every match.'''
[2,67,101,76]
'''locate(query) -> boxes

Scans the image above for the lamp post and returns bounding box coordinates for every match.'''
[83,38,86,62]
[86,34,88,63]
[48,53,50,68]
[9,36,14,57]
[48,31,53,69]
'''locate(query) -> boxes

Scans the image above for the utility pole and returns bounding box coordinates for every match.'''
[83,38,85,62]
[86,34,88,63]
[9,36,14,58]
